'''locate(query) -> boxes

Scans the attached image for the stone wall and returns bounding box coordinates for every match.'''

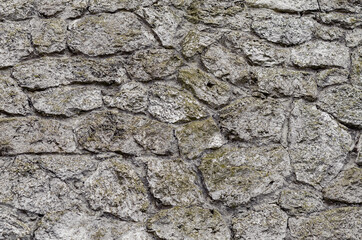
[0,0,361,239]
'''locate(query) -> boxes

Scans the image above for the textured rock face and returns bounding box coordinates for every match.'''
[1,1,361,239]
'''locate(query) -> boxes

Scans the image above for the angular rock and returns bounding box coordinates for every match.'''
[278,187,324,215]
[316,68,349,87]
[289,100,353,188]
[351,47,362,88]
[0,21,33,67]
[178,67,231,107]
[147,206,231,240]
[316,12,362,29]
[323,167,362,203]
[319,0,362,13]
[175,117,226,159]
[202,44,249,85]
[75,110,176,155]
[314,23,345,41]
[219,97,289,143]
[12,56,128,90]
[252,11,314,46]
[34,0,87,19]
[289,207,362,240]
[88,0,156,13]
[181,29,222,58]
[232,204,288,240]
[291,41,350,69]
[30,18,67,54]
[148,83,208,123]
[245,0,319,12]
[126,48,183,82]
[84,158,148,221]
[0,156,80,214]
[35,211,153,240]
[253,68,317,100]
[346,29,362,47]
[0,75,30,115]
[32,86,103,117]
[143,157,203,206]
[67,12,157,56]
[317,85,362,128]
[0,117,76,155]
[103,82,148,113]
[0,0,35,20]
[200,145,291,206]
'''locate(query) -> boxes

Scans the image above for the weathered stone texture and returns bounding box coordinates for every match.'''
[0,75,30,115]
[245,0,319,12]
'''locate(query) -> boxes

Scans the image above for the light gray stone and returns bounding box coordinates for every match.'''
[316,68,349,87]
[314,23,345,41]
[148,83,208,123]
[147,206,231,240]
[32,86,103,117]
[12,56,128,90]
[181,29,222,58]
[200,145,291,206]
[291,41,350,69]
[289,100,353,188]
[35,0,87,19]
[67,12,157,56]
[346,28,362,47]
[319,0,362,13]
[88,0,156,13]
[351,47,362,88]
[0,0,35,20]
[316,12,362,29]
[232,204,288,240]
[245,0,319,12]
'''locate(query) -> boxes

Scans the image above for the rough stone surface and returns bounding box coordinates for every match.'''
[245,0,319,12]
[319,0,362,13]
[88,0,156,13]
[316,12,362,29]
[200,145,291,206]
[316,68,349,87]
[147,206,231,240]
[351,47,362,88]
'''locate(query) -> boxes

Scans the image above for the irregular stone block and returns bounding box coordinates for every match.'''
[88,0,156,13]
[147,206,231,240]
[252,10,314,46]
[0,0,35,20]
[346,29,362,47]
[219,97,289,143]
[351,47,362,88]
[232,204,288,240]
[30,18,67,54]
[0,117,76,155]
[148,83,208,123]
[126,48,183,82]
[289,100,353,188]
[316,12,362,29]
[245,0,319,12]
[35,0,87,18]
[12,56,128,90]
[200,145,291,206]
[181,29,222,58]
[291,41,350,69]
[319,0,362,13]
[175,117,226,159]
[0,75,30,115]
[253,68,317,100]
[143,157,203,206]
[289,207,362,240]
[67,12,157,56]
[178,67,231,108]
[202,44,249,85]
[317,85,362,128]
[316,68,349,87]
[0,21,33,67]
[314,23,345,41]
[84,158,148,221]
[323,167,362,203]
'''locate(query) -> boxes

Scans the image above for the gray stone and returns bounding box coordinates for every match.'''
[35,0,87,19]
[358,135,362,165]
[323,167,362,203]
[319,0,362,13]
[67,12,157,56]
[219,97,289,143]
[126,48,183,82]
[12,56,128,90]
[31,86,103,117]
[35,211,153,240]
[103,82,148,113]
[181,29,222,58]
[0,117,76,155]
[316,68,349,87]
[278,187,324,215]
[202,44,250,85]
[30,18,67,54]
[314,23,345,41]
[0,0,35,20]
[317,85,362,128]
[200,145,291,206]
[0,155,81,214]
[0,21,33,67]
[148,83,208,123]
[245,0,319,12]
[176,117,226,159]
[289,100,353,188]
[289,207,362,240]
[351,47,362,88]
[346,29,362,47]
[251,10,314,46]
[0,74,30,115]
[147,206,231,240]
[253,68,317,100]
[232,204,288,240]
[316,12,362,29]
[143,157,203,206]
[88,0,156,13]
[84,158,148,221]
[178,67,231,107]
[291,41,350,69]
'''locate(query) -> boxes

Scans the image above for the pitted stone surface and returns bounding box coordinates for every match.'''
[245,0,319,12]
[88,0,156,13]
